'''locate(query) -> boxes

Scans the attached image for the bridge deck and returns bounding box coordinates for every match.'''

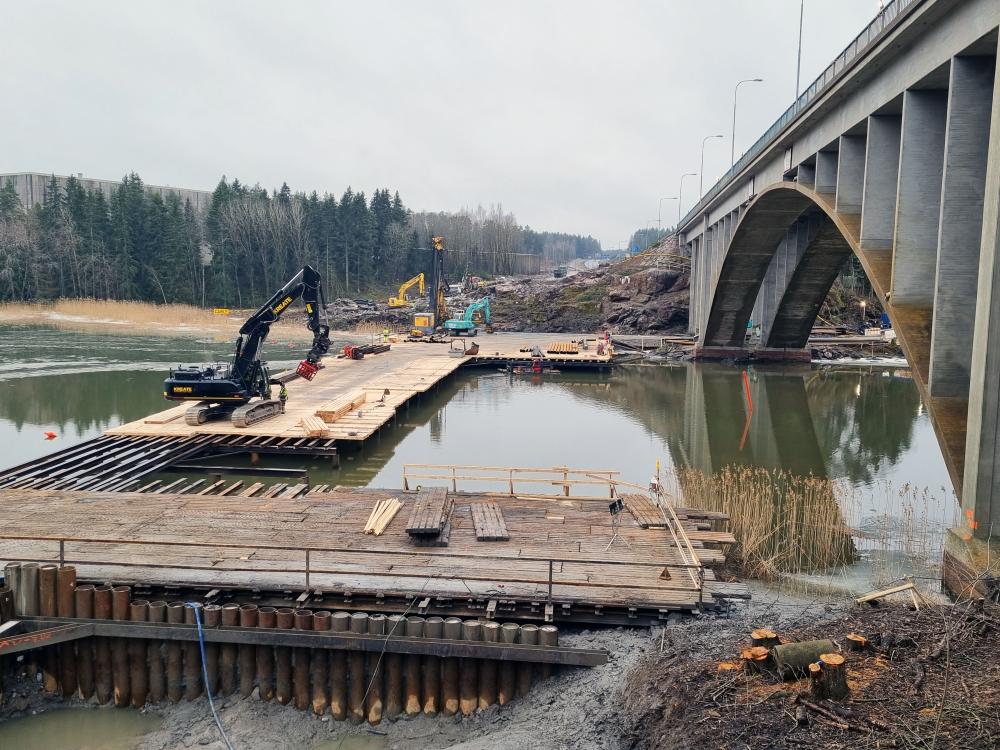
[0,487,746,619]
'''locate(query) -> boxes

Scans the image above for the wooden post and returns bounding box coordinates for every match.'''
[478,621,499,709]
[384,614,405,720]
[74,584,96,700]
[111,585,131,707]
[165,602,185,702]
[311,611,331,715]
[239,604,258,698]
[348,612,368,723]
[129,601,149,708]
[256,607,276,702]
[147,601,167,703]
[498,623,518,705]
[403,616,424,717]
[57,566,77,698]
[458,620,481,716]
[275,608,294,706]
[293,609,313,711]
[329,611,350,720]
[183,603,203,701]
[422,616,443,716]
[39,564,59,694]
[516,624,537,698]
[366,614,386,724]
[202,604,222,696]
[441,617,461,716]
[3,564,20,616]
[219,603,239,695]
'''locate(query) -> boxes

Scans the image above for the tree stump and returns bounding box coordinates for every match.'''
[809,653,849,700]
[845,633,869,652]
[740,646,770,673]
[750,629,780,649]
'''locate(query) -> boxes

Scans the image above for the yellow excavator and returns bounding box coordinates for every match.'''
[389,273,425,308]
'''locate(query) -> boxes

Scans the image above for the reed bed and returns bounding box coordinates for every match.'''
[664,467,957,584]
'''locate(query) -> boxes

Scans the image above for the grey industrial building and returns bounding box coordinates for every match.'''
[0,171,213,212]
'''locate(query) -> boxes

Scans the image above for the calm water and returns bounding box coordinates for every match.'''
[0,707,161,749]
[0,325,951,495]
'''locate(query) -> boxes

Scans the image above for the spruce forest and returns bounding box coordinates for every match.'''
[0,174,600,307]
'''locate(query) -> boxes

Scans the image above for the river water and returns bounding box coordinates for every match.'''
[0,324,957,746]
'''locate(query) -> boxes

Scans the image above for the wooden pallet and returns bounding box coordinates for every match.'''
[546,342,580,354]
[471,502,510,541]
[405,487,452,536]
[622,493,668,528]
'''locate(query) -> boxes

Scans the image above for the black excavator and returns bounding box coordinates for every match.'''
[164,265,331,427]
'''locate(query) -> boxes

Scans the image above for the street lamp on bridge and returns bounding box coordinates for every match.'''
[731,78,763,167]
[700,134,724,198]
[657,196,678,228]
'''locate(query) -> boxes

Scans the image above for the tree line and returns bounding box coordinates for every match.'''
[0,173,600,307]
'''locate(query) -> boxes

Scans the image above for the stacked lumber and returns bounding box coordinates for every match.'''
[364,497,402,536]
[406,487,452,545]
[316,392,367,424]
[299,416,331,438]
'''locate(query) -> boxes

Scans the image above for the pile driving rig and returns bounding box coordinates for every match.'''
[164,265,331,427]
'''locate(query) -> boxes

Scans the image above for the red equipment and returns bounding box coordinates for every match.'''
[296,360,320,380]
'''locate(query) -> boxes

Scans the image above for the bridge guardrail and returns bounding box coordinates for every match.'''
[678,0,920,231]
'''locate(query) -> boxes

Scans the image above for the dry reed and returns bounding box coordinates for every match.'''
[665,466,958,586]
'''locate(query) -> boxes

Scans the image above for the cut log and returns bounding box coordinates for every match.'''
[771,639,838,679]
[750,628,780,648]
[811,653,849,700]
[845,633,869,652]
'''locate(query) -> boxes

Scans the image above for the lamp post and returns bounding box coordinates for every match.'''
[731,78,763,166]
[795,0,804,104]
[657,196,678,228]
[678,172,696,224]
[700,134,724,197]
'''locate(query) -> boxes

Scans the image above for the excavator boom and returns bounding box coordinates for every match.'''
[388,273,425,307]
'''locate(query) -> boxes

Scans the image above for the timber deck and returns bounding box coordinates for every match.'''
[107,334,613,444]
[0,487,746,624]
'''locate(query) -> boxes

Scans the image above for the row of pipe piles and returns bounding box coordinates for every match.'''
[0,562,560,724]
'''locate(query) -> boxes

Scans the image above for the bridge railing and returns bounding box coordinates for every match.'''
[678,0,920,232]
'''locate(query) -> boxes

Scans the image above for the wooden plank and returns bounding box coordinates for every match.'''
[471,502,509,541]
[298,416,331,438]
[316,391,367,424]
[239,482,265,497]
[622,493,667,529]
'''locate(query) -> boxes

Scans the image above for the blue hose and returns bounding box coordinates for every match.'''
[187,602,235,750]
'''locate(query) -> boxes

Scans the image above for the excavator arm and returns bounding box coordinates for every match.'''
[388,273,426,308]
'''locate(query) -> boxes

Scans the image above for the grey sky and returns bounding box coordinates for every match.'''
[5,1,883,248]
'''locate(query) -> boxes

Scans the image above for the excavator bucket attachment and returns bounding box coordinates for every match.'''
[296,360,319,380]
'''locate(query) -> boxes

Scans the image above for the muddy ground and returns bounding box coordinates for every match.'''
[1,584,849,750]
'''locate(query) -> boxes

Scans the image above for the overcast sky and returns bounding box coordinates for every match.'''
[5,1,884,248]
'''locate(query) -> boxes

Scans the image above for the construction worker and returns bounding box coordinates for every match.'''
[279,383,288,413]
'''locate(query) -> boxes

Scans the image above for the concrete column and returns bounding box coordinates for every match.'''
[963,44,1000,540]
[757,218,816,344]
[835,134,867,214]
[798,163,816,189]
[890,89,948,305]
[815,150,839,194]
[688,239,701,335]
[860,115,902,249]
[929,56,996,398]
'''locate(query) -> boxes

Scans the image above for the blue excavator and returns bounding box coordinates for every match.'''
[164,265,331,427]
[444,297,492,336]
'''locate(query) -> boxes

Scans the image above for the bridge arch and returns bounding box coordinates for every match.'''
[700,183,888,351]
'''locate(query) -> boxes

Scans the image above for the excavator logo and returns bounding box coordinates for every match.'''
[172,386,193,393]
[272,295,294,315]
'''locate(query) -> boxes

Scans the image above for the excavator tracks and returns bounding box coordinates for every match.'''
[231,399,284,428]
